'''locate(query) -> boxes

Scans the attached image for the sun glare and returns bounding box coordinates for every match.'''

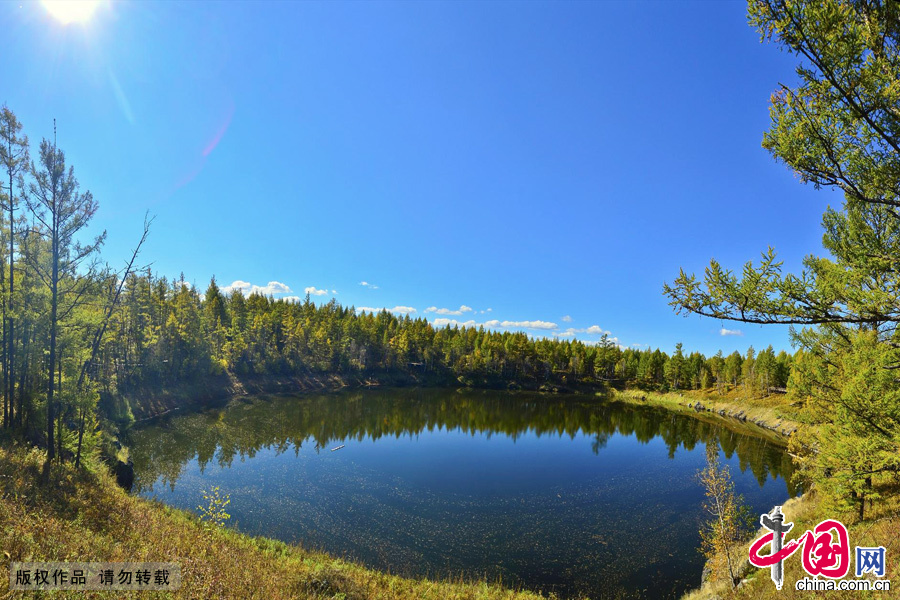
[42,0,101,25]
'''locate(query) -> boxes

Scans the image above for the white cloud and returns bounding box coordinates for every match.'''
[223,280,292,296]
[433,318,479,328]
[259,281,292,295]
[222,280,252,294]
[579,336,622,346]
[425,305,474,316]
[585,325,610,335]
[720,328,744,336]
[332,289,338,294]
[359,281,379,290]
[554,325,610,337]
[484,319,558,330]
[561,315,572,322]
[281,296,302,303]
[304,286,328,296]
[356,306,417,315]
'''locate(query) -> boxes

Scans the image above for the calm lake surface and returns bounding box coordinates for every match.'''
[129,389,797,600]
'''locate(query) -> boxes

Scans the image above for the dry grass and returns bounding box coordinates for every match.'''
[0,442,546,600]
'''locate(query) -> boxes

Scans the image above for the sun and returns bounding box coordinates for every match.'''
[42,0,101,25]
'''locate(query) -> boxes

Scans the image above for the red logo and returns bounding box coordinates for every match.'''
[750,515,850,580]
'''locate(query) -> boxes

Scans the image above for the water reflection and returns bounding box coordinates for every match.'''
[128,389,797,600]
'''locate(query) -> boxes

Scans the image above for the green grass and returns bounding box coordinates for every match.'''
[0,442,547,599]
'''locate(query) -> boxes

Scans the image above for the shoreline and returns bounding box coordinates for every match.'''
[115,371,612,425]
[610,389,802,445]
[0,443,545,600]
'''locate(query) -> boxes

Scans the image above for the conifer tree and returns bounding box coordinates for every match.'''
[27,138,104,463]
[0,107,27,429]
[665,0,900,513]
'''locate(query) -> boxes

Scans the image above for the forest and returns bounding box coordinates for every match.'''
[103,272,794,393]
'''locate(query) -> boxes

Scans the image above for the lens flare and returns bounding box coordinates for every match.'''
[42,0,101,25]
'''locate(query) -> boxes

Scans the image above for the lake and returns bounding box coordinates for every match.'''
[128,388,798,599]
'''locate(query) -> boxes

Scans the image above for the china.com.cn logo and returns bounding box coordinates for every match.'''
[748,506,888,591]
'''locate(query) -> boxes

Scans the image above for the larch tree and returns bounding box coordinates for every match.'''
[664,0,900,515]
[699,443,749,588]
[0,106,28,429]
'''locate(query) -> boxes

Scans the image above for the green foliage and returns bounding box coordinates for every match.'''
[698,443,752,588]
[664,342,685,390]
[789,327,900,518]
[665,0,900,517]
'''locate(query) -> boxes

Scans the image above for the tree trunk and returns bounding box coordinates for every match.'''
[8,177,15,434]
[56,352,62,462]
[18,321,28,429]
[74,406,85,468]
[46,229,58,463]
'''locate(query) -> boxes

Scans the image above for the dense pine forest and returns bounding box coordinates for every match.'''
[105,273,795,393]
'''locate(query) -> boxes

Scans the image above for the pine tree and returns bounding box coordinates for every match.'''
[0,107,28,429]
[26,138,105,464]
[665,342,685,390]
[665,0,900,514]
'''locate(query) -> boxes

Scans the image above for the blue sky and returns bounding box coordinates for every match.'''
[1,0,842,356]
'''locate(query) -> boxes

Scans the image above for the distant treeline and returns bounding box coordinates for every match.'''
[101,272,794,396]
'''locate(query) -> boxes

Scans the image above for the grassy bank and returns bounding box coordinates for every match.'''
[0,442,546,600]
[612,389,802,444]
